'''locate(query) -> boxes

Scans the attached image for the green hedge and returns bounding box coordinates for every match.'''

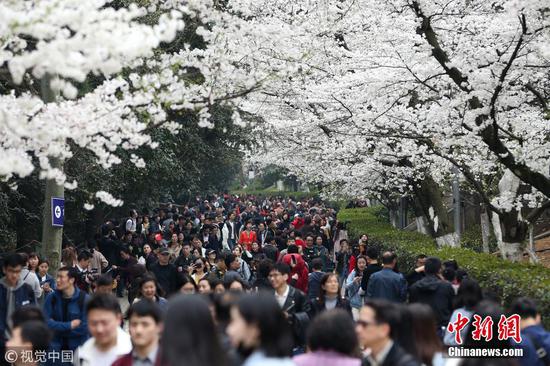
[339,207,550,327]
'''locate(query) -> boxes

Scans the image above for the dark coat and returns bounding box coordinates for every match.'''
[362,342,420,366]
[43,287,89,351]
[514,324,550,366]
[282,286,310,348]
[405,270,425,287]
[307,271,325,300]
[307,296,352,319]
[0,281,36,345]
[360,263,382,291]
[366,268,407,303]
[150,262,178,296]
[409,274,455,328]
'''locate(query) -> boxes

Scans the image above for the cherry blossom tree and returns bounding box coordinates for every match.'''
[243,0,550,260]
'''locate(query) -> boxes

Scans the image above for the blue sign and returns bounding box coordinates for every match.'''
[51,197,64,227]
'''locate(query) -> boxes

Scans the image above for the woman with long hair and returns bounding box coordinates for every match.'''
[238,221,257,251]
[132,274,167,309]
[227,293,294,366]
[308,273,351,319]
[61,246,77,267]
[190,257,209,284]
[408,303,445,366]
[28,252,40,273]
[178,272,198,294]
[345,255,368,320]
[294,309,360,366]
[161,295,226,366]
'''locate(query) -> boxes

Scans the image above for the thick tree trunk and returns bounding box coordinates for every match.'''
[40,76,64,272]
[480,206,491,253]
[415,215,430,235]
[410,196,431,235]
[41,159,64,271]
[412,175,459,247]
[490,171,528,261]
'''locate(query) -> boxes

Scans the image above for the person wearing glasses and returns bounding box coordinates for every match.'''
[355,299,419,366]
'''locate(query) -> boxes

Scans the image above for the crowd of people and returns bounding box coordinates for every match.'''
[1,194,550,366]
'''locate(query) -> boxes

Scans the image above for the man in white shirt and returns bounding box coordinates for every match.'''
[76,293,132,366]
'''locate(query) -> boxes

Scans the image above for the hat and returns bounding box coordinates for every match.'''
[158,247,170,255]
[155,233,162,241]
[206,249,216,256]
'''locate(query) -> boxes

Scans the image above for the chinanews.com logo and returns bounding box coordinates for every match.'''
[445,313,524,358]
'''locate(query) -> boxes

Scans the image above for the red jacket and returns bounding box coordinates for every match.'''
[282,253,308,293]
[111,350,162,366]
[239,230,257,251]
[292,217,304,230]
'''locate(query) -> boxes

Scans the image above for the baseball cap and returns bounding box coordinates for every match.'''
[155,233,162,241]
[158,247,170,255]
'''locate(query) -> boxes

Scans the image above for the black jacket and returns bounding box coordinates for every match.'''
[405,270,425,287]
[150,262,178,297]
[360,263,383,291]
[409,274,455,328]
[307,296,352,319]
[362,342,420,366]
[281,286,310,348]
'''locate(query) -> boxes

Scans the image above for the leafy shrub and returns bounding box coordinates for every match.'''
[338,207,550,328]
[460,225,498,253]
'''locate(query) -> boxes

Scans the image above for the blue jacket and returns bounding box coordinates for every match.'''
[0,279,36,344]
[43,287,89,351]
[345,270,364,309]
[515,324,550,366]
[36,272,56,290]
[307,271,325,300]
[366,268,407,303]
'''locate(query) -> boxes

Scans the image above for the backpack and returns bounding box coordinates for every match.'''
[526,332,550,366]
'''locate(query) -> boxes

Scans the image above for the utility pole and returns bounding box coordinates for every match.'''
[452,166,461,240]
[40,75,64,271]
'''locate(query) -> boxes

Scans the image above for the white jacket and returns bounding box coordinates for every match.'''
[75,327,132,366]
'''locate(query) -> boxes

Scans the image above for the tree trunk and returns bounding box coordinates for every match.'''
[40,75,64,272]
[480,205,491,253]
[41,159,64,271]
[412,175,459,247]
[410,196,431,235]
[490,170,528,261]
[415,215,430,235]
[389,208,399,228]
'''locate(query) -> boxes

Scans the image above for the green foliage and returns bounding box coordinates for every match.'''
[460,225,498,253]
[338,206,550,328]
